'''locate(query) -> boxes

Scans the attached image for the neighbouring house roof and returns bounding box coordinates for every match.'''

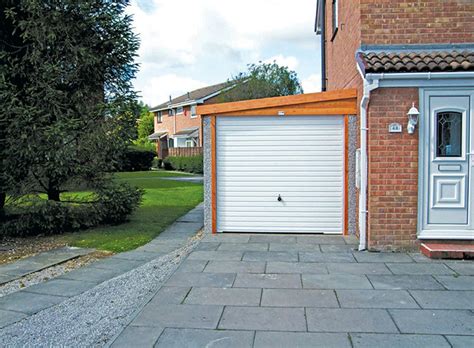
[357,49,474,74]
[174,127,199,137]
[150,81,233,112]
[148,130,168,141]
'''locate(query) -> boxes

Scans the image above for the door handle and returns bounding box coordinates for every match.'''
[277,194,282,202]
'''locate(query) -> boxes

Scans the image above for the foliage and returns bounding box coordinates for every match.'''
[218,61,304,102]
[0,0,140,204]
[164,155,203,174]
[152,157,162,169]
[120,147,155,172]
[137,103,154,140]
[1,182,143,237]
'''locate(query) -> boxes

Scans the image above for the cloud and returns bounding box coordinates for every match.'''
[264,55,300,70]
[301,74,322,93]
[136,74,207,106]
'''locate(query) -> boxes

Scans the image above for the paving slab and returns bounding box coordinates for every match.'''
[306,308,398,333]
[353,252,414,263]
[0,309,28,329]
[336,290,419,309]
[217,243,269,251]
[88,258,144,272]
[184,287,261,306]
[368,275,444,290]
[110,325,164,348]
[297,235,346,244]
[266,261,328,274]
[22,278,97,297]
[386,263,456,275]
[59,265,123,284]
[320,244,358,253]
[302,274,372,289]
[194,242,220,251]
[254,331,351,348]
[269,243,321,252]
[218,306,306,331]
[350,333,450,348]
[299,252,356,263]
[390,309,474,335]
[175,260,208,273]
[0,247,93,284]
[155,328,254,348]
[147,286,191,305]
[261,289,338,307]
[132,304,223,329]
[233,273,301,289]
[446,335,474,348]
[0,291,65,315]
[187,251,243,261]
[326,262,391,275]
[243,251,298,262]
[160,222,203,235]
[202,234,250,243]
[249,235,297,244]
[166,272,235,288]
[204,260,265,273]
[410,290,474,309]
[435,275,474,290]
[111,251,163,262]
[446,262,474,275]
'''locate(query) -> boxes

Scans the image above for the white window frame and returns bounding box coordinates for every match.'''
[331,0,339,41]
[168,108,175,116]
[185,139,194,147]
[190,105,197,118]
[176,106,184,115]
[156,111,162,123]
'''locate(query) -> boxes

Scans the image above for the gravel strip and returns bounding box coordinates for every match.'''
[0,252,110,298]
[0,232,202,347]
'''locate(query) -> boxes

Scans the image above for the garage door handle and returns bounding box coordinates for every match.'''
[277,194,282,202]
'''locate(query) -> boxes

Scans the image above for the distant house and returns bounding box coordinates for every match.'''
[148,82,232,158]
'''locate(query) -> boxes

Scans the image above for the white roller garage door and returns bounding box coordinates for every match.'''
[216,115,345,234]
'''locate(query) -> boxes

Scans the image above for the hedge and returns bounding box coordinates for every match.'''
[164,155,203,174]
[1,182,143,237]
[120,147,155,172]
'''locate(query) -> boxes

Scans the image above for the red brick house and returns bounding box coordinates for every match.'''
[316,0,474,250]
[148,82,232,158]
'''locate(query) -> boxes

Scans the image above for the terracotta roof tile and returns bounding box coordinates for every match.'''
[358,50,474,73]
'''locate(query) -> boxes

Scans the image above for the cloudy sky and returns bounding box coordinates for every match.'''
[128,0,322,107]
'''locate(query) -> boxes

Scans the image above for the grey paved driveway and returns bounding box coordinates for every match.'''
[111,233,474,348]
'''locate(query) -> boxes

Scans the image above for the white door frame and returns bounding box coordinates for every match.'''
[418,88,474,239]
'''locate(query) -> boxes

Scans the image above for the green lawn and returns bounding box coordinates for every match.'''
[59,171,203,253]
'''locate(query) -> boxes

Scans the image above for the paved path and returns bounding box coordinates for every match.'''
[0,204,204,331]
[0,247,94,285]
[161,176,203,183]
[111,233,474,348]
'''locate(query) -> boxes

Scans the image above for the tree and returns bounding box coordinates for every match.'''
[136,103,154,142]
[1,0,139,202]
[218,61,304,102]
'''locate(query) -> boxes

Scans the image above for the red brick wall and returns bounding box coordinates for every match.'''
[360,0,474,45]
[325,0,362,91]
[367,88,419,250]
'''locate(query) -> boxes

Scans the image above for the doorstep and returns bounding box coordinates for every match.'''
[420,242,474,260]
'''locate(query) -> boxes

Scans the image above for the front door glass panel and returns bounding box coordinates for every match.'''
[436,112,462,158]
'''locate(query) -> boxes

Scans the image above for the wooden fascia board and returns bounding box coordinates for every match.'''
[197,89,357,116]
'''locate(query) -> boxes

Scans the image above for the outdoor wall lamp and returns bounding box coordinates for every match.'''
[407,103,420,134]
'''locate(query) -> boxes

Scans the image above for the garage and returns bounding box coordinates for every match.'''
[198,89,358,235]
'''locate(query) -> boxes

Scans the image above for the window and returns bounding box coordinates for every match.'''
[168,108,175,116]
[168,138,174,148]
[176,106,184,114]
[436,112,462,157]
[156,111,162,123]
[331,0,338,40]
[190,105,197,118]
[185,140,194,147]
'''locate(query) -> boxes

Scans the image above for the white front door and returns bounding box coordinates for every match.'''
[216,116,345,234]
[420,90,474,239]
